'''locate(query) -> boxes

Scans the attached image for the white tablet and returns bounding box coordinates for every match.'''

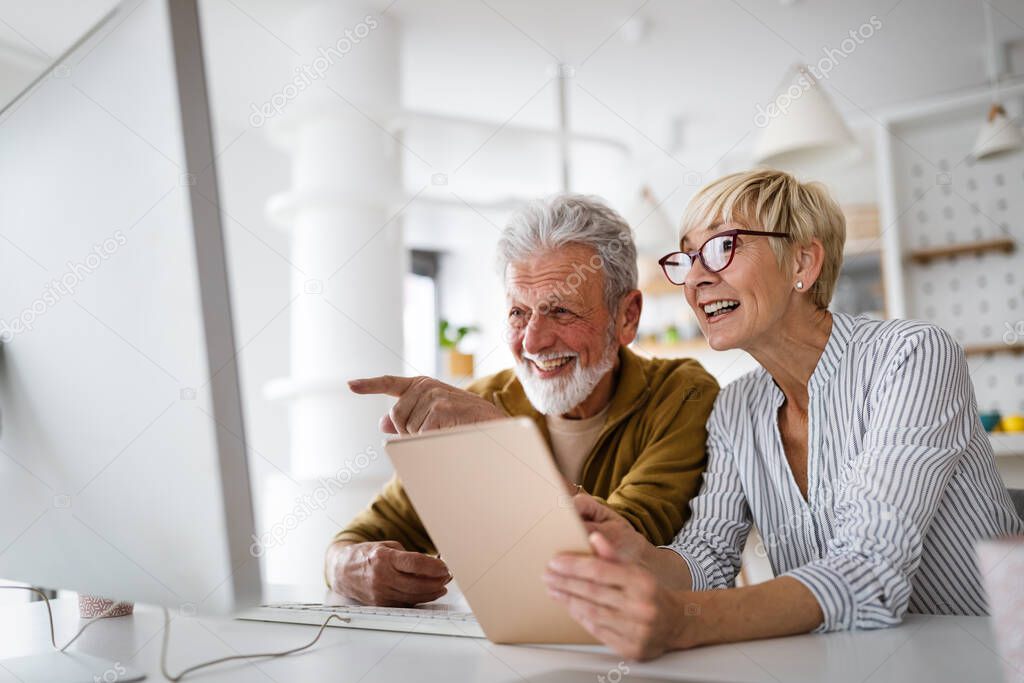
[385,417,597,644]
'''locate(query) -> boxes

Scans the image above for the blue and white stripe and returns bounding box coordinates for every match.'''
[666,312,1024,632]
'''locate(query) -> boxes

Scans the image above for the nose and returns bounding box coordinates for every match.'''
[683,256,718,290]
[522,313,556,356]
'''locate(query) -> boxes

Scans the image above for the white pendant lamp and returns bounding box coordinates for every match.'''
[752,65,856,167]
[971,2,1024,161]
[972,103,1024,160]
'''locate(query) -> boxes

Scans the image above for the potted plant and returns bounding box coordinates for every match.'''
[439,320,478,379]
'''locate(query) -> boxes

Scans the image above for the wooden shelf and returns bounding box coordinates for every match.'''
[963,343,1024,357]
[907,238,1015,265]
[991,434,1024,458]
[640,277,682,297]
[844,237,882,259]
[633,338,709,357]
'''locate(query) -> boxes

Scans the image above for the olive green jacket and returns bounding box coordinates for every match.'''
[333,346,718,552]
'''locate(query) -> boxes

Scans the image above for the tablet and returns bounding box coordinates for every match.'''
[384,417,598,644]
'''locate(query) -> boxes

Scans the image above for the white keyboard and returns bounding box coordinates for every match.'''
[238,602,486,639]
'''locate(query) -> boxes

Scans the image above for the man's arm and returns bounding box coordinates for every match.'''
[325,538,451,607]
[591,370,719,546]
[348,375,506,434]
[327,373,507,602]
[332,374,508,553]
[325,476,452,605]
[332,474,436,554]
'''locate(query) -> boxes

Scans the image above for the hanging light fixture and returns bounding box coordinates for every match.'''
[972,103,1024,160]
[752,64,856,167]
[971,1,1024,160]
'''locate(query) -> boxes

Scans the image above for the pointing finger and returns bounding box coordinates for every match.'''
[349,375,414,397]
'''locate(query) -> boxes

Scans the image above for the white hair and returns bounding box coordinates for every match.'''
[496,194,638,314]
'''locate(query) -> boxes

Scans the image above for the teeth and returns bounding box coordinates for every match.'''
[703,300,740,315]
[533,356,574,371]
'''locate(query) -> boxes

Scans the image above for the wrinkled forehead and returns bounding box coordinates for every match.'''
[503,246,605,305]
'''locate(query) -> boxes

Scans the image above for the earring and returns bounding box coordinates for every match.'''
[796,281,804,290]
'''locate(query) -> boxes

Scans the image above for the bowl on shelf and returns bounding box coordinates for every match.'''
[1001,415,1024,433]
[980,411,1002,432]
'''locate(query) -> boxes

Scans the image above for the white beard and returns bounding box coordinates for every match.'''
[514,339,618,416]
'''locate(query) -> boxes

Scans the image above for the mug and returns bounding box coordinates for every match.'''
[78,595,134,619]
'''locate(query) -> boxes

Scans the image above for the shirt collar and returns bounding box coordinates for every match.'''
[764,311,856,402]
[808,311,855,391]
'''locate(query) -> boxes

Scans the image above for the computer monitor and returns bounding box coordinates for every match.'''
[0,0,261,625]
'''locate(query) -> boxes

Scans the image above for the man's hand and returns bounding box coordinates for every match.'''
[327,540,452,607]
[348,375,505,434]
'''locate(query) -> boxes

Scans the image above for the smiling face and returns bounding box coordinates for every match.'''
[505,244,631,416]
[680,222,795,351]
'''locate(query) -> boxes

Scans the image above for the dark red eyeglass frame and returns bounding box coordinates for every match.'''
[657,229,791,285]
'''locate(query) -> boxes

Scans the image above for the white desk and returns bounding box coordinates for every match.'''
[0,597,1007,683]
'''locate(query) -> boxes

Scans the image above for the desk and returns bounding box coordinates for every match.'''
[0,597,1007,682]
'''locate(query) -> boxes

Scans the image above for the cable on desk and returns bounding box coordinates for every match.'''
[2,585,350,681]
[159,608,348,681]
[0,585,130,651]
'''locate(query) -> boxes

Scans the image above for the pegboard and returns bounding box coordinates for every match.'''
[890,106,1024,415]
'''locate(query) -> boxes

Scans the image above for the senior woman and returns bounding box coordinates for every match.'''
[543,168,1024,660]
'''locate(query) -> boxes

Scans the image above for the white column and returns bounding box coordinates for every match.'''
[264,0,403,484]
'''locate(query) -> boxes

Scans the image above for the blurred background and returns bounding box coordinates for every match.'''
[1,0,1023,587]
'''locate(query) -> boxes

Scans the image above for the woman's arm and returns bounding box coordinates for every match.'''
[548,399,765,658]
[588,371,719,546]
[547,326,978,659]
[571,387,754,593]
[571,492,695,590]
[785,326,974,631]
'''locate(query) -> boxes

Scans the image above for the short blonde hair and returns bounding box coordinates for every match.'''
[679,169,846,309]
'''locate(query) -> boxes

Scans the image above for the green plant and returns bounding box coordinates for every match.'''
[439,319,478,350]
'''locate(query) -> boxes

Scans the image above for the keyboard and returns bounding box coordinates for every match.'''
[237,601,486,639]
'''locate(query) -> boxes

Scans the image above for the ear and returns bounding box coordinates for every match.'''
[793,238,825,294]
[615,290,643,346]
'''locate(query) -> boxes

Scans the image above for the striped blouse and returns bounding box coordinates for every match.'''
[666,312,1024,632]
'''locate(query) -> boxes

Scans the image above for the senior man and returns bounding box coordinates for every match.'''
[326,194,718,606]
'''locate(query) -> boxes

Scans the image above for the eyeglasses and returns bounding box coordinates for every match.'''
[658,229,791,285]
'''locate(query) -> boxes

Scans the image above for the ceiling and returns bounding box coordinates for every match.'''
[2,0,1023,178]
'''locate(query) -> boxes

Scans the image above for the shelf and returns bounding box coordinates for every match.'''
[640,277,683,297]
[907,238,1015,265]
[963,343,1024,357]
[844,237,882,259]
[633,338,709,357]
[991,433,1024,458]
[634,354,1024,456]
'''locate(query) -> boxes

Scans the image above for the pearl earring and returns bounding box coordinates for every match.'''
[796,281,804,290]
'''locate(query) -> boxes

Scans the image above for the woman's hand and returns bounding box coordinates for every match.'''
[572,492,654,566]
[543,532,689,661]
